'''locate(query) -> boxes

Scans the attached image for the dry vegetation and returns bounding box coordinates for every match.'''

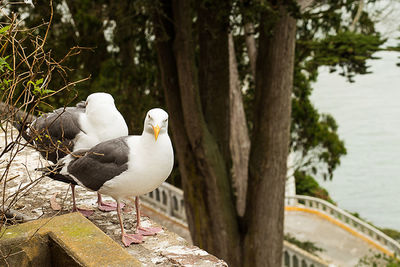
[0,1,85,234]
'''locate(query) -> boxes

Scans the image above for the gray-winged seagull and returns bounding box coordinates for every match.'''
[23,92,128,215]
[41,108,174,246]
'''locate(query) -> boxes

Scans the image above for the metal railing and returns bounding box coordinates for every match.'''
[285,195,400,256]
[142,183,331,267]
[142,182,186,223]
[283,241,331,267]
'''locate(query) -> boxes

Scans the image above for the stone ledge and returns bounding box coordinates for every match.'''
[1,212,140,266]
[1,211,227,266]
[0,126,227,266]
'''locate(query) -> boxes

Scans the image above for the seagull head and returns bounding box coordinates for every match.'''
[85,92,116,114]
[144,108,169,141]
[86,92,115,107]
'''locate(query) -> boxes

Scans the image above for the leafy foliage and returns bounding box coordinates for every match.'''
[288,0,384,184]
[291,66,347,181]
[0,55,12,72]
[294,170,333,202]
[29,78,55,96]
[232,1,384,186]
[0,28,13,92]
[17,0,161,133]
[305,31,385,82]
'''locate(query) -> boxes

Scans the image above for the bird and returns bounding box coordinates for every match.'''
[21,92,129,215]
[41,108,174,246]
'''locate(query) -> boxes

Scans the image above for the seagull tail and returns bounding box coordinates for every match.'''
[36,164,78,185]
[35,165,61,173]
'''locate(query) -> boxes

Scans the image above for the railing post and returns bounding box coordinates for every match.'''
[166,189,172,217]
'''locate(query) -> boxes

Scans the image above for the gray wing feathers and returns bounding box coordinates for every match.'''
[67,137,129,191]
[31,107,84,162]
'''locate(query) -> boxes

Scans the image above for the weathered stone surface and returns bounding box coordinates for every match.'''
[0,235,52,267]
[1,213,140,267]
[0,126,227,266]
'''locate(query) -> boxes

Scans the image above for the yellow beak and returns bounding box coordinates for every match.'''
[153,125,160,141]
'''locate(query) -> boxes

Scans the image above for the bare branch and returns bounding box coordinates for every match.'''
[350,0,364,32]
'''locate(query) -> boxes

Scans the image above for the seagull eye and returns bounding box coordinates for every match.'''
[148,114,151,119]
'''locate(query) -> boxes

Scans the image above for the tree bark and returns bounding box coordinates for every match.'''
[350,0,364,31]
[152,0,210,248]
[198,1,231,165]
[244,3,297,266]
[154,0,297,266]
[154,1,241,265]
[244,23,257,77]
[228,33,250,217]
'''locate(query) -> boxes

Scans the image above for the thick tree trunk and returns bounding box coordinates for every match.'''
[154,1,297,266]
[198,1,231,165]
[244,3,297,266]
[152,1,209,247]
[153,0,210,246]
[153,1,241,265]
[171,0,240,262]
[244,23,257,77]
[228,33,250,217]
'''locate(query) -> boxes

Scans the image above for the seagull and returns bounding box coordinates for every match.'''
[23,92,128,215]
[41,108,174,246]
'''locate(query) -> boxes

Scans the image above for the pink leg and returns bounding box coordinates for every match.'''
[117,200,143,246]
[71,184,94,217]
[97,193,124,212]
[135,197,162,236]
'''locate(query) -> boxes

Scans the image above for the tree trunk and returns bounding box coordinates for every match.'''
[350,0,364,31]
[198,1,231,165]
[152,0,210,248]
[153,1,241,265]
[244,23,257,77]
[228,33,250,217]
[153,0,297,266]
[244,3,297,266]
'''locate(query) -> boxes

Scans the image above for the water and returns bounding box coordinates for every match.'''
[310,51,400,230]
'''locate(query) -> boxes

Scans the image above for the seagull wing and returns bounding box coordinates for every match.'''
[66,137,130,191]
[31,107,85,162]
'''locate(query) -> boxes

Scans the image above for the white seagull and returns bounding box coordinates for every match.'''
[42,108,174,246]
[24,92,128,215]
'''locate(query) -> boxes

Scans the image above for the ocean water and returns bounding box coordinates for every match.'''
[310,51,400,230]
